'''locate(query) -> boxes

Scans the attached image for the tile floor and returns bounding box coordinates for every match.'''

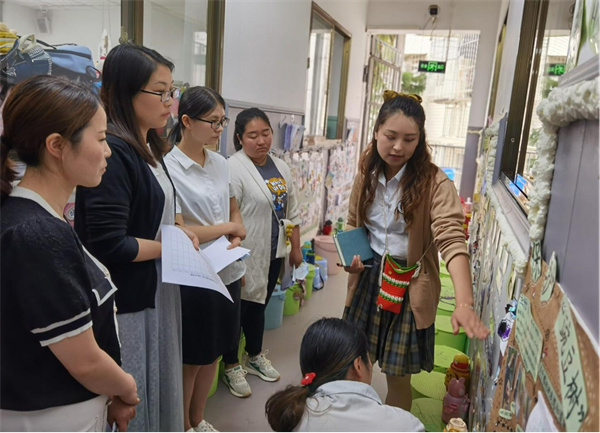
[203,269,389,432]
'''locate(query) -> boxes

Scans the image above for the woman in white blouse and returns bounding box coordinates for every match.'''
[165,86,246,432]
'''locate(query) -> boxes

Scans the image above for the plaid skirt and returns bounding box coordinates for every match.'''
[343,252,434,376]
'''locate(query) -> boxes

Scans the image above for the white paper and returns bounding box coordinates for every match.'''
[202,235,250,273]
[525,391,559,432]
[161,225,232,302]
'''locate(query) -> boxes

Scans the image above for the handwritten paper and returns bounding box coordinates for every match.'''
[161,225,232,302]
[515,295,543,380]
[555,297,588,432]
[530,241,542,283]
[526,391,559,432]
[539,365,565,426]
[540,252,557,303]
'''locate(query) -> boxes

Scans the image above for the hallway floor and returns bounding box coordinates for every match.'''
[204,270,389,432]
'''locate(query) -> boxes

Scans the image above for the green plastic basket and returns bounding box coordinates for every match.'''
[410,398,446,432]
[283,284,301,316]
[435,315,466,351]
[436,299,455,317]
[304,264,315,300]
[411,371,447,401]
[433,345,466,374]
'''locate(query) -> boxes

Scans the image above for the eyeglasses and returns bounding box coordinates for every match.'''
[139,87,180,102]
[195,116,230,130]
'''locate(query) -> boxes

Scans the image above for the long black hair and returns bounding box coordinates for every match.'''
[265,318,370,431]
[233,107,272,151]
[101,43,174,167]
[167,86,225,144]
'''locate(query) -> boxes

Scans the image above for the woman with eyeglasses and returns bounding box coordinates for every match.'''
[164,87,245,432]
[75,43,199,432]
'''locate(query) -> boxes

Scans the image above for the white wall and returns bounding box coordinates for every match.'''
[222,0,312,112]
[3,3,120,64]
[222,0,368,120]
[366,0,503,128]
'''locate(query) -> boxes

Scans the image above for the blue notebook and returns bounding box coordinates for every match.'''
[333,227,374,267]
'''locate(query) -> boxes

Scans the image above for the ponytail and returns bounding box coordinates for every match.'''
[167,120,183,145]
[264,318,371,431]
[265,385,311,432]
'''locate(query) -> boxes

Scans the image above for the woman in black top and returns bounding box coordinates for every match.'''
[75,44,198,432]
[0,76,138,431]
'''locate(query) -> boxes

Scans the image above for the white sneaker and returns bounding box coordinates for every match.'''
[194,420,218,432]
[222,365,252,398]
[245,350,281,382]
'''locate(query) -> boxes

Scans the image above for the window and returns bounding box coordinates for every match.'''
[304,3,351,139]
[500,0,572,213]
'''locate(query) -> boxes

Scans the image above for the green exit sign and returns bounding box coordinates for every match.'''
[546,63,566,76]
[418,60,446,73]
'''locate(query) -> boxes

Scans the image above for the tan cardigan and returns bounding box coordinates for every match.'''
[346,167,468,329]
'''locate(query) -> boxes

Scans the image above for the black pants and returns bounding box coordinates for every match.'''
[223,258,283,364]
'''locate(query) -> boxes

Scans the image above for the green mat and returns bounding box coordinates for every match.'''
[411,371,446,401]
[434,345,466,373]
[435,315,466,351]
[410,398,446,432]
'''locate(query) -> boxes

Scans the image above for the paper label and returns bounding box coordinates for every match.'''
[540,252,557,303]
[539,365,565,426]
[555,297,588,432]
[515,295,543,380]
[530,241,542,283]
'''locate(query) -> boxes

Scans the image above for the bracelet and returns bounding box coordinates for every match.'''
[456,303,474,310]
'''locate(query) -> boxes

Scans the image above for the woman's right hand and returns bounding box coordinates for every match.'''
[344,255,365,274]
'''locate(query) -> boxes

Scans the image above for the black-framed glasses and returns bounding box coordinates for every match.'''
[195,116,230,130]
[139,87,180,102]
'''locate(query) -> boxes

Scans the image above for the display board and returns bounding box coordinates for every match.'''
[485,251,599,432]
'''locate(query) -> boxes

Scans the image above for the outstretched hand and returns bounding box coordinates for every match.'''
[451,306,490,340]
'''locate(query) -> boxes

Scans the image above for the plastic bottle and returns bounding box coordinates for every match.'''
[464,197,472,213]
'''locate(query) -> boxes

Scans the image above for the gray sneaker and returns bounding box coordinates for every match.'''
[194,420,218,432]
[222,365,252,398]
[245,350,281,382]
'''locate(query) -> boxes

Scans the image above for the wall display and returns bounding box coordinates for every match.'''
[324,142,357,224]
[485,252,599,432]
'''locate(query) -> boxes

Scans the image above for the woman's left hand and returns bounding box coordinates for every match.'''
[177,225,200,250]
[451,306,490,340]
[289,247,303,268]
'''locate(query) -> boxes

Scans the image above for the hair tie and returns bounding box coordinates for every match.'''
[382,90,422,104]
[301,372,316,386]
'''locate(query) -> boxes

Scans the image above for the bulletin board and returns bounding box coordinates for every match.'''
[280,148,328,236]
[323,142,357,224]
[485,248,599,432]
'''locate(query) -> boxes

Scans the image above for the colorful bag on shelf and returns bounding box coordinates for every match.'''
[376,254,420,314]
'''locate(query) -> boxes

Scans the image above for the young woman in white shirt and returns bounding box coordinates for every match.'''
[265,317,425,432]
[165,86,246,432]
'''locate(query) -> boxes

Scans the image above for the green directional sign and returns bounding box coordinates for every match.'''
[418,60,446,73]
[546,63,566,76]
